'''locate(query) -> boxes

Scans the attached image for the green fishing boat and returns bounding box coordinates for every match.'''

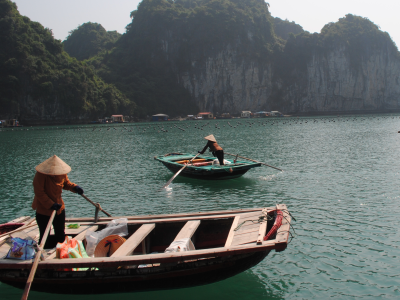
[154,153,261,180]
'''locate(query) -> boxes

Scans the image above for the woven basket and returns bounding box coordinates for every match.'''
[94,235,126,257]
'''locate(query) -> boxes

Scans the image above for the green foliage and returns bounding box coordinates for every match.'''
[0,0,133,120]
[63,22,121,61]
[320,14,398,64]
[273,17,304,41]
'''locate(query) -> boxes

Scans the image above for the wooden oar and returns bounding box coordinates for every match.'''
[21,210,56,300]
[81,194,112,217]
[225,152,283,171]
[161,153,201,189]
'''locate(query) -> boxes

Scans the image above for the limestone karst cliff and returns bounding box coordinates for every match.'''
[106,0,400,116]
[2,0,400,122]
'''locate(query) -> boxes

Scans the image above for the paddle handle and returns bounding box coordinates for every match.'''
[21,210,56,300]
[225,152,283,171]
[81,194,112,217]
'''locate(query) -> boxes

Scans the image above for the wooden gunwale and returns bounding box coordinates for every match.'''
[65,207,264,223]
[0,205,290,270]
[0,240,278,269]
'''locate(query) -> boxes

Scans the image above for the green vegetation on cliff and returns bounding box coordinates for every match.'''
[63,22,121,61]
[273,17,304,41]
[0,0,133,122]
[273,14,398,78]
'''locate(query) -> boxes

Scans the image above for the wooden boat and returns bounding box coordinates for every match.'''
[0,204,292,294]
[154,153,261,180]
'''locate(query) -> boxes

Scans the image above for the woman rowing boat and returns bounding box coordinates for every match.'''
[32,155,84,248]
[199,134,224,165]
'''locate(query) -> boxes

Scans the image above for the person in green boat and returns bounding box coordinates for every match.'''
[199,134,225,165]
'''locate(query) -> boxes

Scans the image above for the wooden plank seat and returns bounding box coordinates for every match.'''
[173,220,201,242]
[111,224,155,257]
[224,210,268,248]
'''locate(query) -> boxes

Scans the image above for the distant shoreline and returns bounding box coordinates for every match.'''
[2,109,400,127]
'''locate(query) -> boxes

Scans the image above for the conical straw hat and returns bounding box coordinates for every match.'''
[204,134,217,142]
[35,155,71,175]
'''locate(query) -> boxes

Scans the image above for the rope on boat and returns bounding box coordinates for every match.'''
[234,208,273,231]
[233,208,296,244]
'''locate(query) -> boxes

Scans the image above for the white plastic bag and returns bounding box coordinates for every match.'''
[85,218,128,257]
[164,238,195,253]
[212,159,231,165]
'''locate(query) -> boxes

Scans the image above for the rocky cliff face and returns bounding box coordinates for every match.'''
[287,45,400,113]
[174,42,400,114]
[178,48,273,113]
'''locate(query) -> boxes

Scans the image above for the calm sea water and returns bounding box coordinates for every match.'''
[1,115,400,299]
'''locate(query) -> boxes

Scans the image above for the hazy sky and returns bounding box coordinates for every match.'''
[12,0,400,48]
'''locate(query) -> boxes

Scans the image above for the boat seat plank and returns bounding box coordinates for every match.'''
[232,227,260,237]
[234,222,261,232]
[230,231,259,246]
[224,216,240,248]
[174,220,201,241]
[23,225,40,235]
[64,225,92,236]
[111,224,155,257]
[236,211,264,220]
[25,227,40,240]
[73,225,98,241]
[257,222,268,244]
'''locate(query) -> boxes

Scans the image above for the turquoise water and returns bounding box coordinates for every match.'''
[1,115,400,299]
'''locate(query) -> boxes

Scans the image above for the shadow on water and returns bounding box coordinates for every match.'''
[1,270,284,300]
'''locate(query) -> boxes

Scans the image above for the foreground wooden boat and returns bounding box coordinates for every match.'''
[154,153,261,180]
[0,204,292,294]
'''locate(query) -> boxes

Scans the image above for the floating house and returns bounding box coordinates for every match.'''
[197,112,213,119]
[254,111,270,118]
[152,114,169,121]
[241,111,252,118]
[218,113,231,119]
[270,111,283,117]
[111,115,125,123]
[0,119,19,127]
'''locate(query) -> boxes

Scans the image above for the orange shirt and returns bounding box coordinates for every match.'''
[200,141,223,154]
[32,172,77,216]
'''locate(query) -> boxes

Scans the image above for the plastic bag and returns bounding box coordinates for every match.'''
[212,159,231,165]
[6,237,37,260]
[56,236,90,271]
[85,218,128,257]
[164,238,195,253]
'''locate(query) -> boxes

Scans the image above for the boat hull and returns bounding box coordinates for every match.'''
[0,251,270,294]
[155,153,261,180]
[161,161,251,180]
